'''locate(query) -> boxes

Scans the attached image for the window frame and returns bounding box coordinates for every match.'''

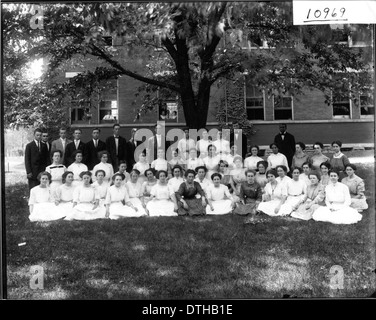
[273,94,294,121]
[244,82,265,121]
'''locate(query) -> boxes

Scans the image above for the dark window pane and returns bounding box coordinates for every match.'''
[274,109,292,120]
[246,108,264,120]
[333,102,350,116]
[246,98,263,108]
[274,96,292,109]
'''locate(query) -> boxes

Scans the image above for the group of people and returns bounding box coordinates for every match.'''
[25,123,368,224]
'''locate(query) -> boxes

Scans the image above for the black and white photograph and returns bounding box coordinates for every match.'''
[1,0,375,306]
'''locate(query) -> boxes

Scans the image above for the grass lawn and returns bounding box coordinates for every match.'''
[4,164,376,300]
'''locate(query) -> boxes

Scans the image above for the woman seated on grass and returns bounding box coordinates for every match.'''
[267,143,289,173]
[194,166,213,195]
[105,173,143,219]
[244,145,264,171]
[330,140,350,181]
[175,169,207,216]
[28,171,66,222]
[217,160,232,192]
[319,162,331,186]
[92,150,114,185]
[291,172,325,221]
[255,160,268,192]
[141,168,158,205]
[167,165,185,194]
[133,152,150,184]
[233,170,262,216]
[206,173,235,215]
[65,171,104,221]
[229,155,246,203]
[312,170,362,225]
[310,142,329,171]
[67,150,88,189]
[151,148,170,176]
[92,169,109,213]
[54,171,75,215]
[168,149,186,176]
[278,167,307,216]
[257,169,287,217]
[299,162,312,187]
[45,150,66,195]
[126,169,148,216]
[276,165,292,188]
[341,164,368,212]
[113,160,130,185]
[146,170,178,217]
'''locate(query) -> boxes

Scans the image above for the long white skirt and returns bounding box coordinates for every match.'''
[146,199,177,217]
[49,181,62,197]
[206,199,233,215]
[312,206,363,224]
[108,202,142,219]
[278,195,305,216]
[57,201,74,217]
[29,202,66,222]
[129,198,148,216]
[65,202,105,221]
[257,200,283,216]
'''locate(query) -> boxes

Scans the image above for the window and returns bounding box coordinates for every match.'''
[332,90,351,119]
[360,93,374,118]
[245,85,264,120]
[274,96,293,120]
[100,100,118,123]
[70,101,90,124]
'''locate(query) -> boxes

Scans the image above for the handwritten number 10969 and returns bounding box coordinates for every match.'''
[307,7,346,20]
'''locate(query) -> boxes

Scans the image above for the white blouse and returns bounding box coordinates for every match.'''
[67,162,89,182]
[54,184,75,202]
[276,176,292,189]
[28,186,53,205]
[92,181,109,199]
[126,181,143,198]
[168,177,185,195]
[186,158,204,170]
[45,164,66,184]
[244,156,264,170]
[206,184,232,201]
[92,162,114,183]
[267,153,289,172]
[150,183,173,200]
[73,185,99,203]
[133,161,150,177]
[325,182,351,207]
[105,185,130,204]
[286,179,307,196]
[151,158,168,172]
[264,182,287,200]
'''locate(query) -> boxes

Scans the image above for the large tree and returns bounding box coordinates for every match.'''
[2,2,373,129]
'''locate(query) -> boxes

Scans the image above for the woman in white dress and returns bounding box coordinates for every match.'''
[45,150,66,195]
[299,162,312,187]
[309,142,329,171]
[257,169,287,216]
[194,166,212,195]
[312,170,362,224]
[206,173,235,215]
[113,161,130,185]
[276,165,292,188]
[167,165,185,194]
[186,148,204,171]
[133,152,150,184]
[126,169,148,216]
[92,169,109,213]
[267,143,289,173]
[92,150,114,185]
[28,172,66,222]
[141,168,158,205]
[65,171,104,220]
[255,160,269,192]
[244,145,264,171]
[341,164,368,212]
[203,144,220,179]
[54,171,75,216]
[146,170,178,216]
[105,173,142,219]
[151,148,170,174]
[168,149,186,176]
[67,150,88,189]
[196,128,210,159]
[319,162,331,187]
[278,167,307,216]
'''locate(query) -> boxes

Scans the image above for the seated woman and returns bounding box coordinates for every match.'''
[65,171,105,221]
[186,148,204,171]
[291,172,325,221]
[146,170,178,216]
[312,170,362,224]
[54,171,75,215]
[257,169,287,217]
[113,160,130,185]
[141,168,158,205]
[278,167,307,216]
[168,149,186,176]
[233,170,262,216]
[310,142,330,171]
[67,150,88,189]
[92,169,109,213]
[203,144,221,179]
[291,142,310,170]
[229,155,246,203]
[276,165,292,188]
[151,148,170,176]
[267,143,289,173]
[194,166,213,194]
[206,173,235,215]
[330,140,350,181]
[217,160,232,192]
[45,150,66,195]
[244,145,264,171]
[105,173,143,219]
[167,165,185,194]
[126,169,148,216]
[255,160,268,192]
[299,162,312,187]
[133,152,150,184]
[175,169,207,216]
[341,164,368,212]
[28,171,66,222]
[92,150,114,185]
[319,162,331,186]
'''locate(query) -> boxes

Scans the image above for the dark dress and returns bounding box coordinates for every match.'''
[175,181,206,216]
[233,181,262,215]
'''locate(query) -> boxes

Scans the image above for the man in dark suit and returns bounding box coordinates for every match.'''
[146,122,170,163]
[274,123,296,169]
[25,128,46,190]
[41,130,52,168]
[229,122,248,159]
[63,128,86,167]
[106,123,128,173]
[126,128,142,172]
[83,128,107,170]
[51,127,72,164]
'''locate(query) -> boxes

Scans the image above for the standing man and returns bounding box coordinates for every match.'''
[177,127,196,162]
[230,122,248,159]
[274,123,296,170]
[41,130,52,168]
[147,123,170,163]
[83,128,106,170]
[51,127,72,164]
[64,128,85,167]
[25,128,45,190]
[106,123,128,173]
[213,129,230,155]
